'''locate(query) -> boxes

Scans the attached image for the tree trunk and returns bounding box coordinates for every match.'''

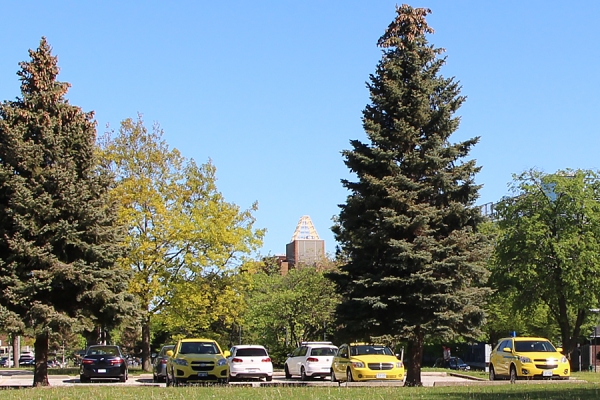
[141,315,151,371]
[403,326,424,387]
[33,332,49,387]
[11,334,18,369]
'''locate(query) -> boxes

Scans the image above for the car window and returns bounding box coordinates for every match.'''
[338,345,348,358]
[514,340,556,352]
[236,348,268,357]
[87,346,119,356]
[353,345,393,356]
[291,347,302,357]
[310,347,337,356]
[298,346,308,357]
[179,342,218,355]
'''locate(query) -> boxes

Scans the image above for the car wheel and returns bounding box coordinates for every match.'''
[79,375,89,383]
[266,375,273,382]
[165,372,172,387]
[330,369,337,382]
[119,372,127,383]
[510,365,517,384]
[227,374,235,383]
[301,367,308,381]
[489,365,496,381]
[346,368,354,382]
[284,364,291,379]
[153,374,157,383]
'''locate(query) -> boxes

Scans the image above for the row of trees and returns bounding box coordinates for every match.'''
[2,4,600,389]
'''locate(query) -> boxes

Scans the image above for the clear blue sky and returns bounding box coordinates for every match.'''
[2,1,600,257]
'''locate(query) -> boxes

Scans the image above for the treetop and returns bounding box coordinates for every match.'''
[378,4,434,49]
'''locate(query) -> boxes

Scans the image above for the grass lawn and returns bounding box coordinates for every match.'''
[1,383,599,400]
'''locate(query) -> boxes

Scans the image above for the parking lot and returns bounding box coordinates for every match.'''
[0,370,499,388]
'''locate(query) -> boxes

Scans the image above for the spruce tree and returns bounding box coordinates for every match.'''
[0,38,135,386]
[329,5,491,386]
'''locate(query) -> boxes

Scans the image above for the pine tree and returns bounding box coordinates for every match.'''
[329,5,491,386]
[0,38,135,386]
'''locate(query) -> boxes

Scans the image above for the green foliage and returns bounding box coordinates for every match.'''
[0,38,135,385]
[328,6,491,386]
[98,115,264,369]
[243,265,340,365]
[491,168,600,356]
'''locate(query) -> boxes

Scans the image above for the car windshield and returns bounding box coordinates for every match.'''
[236,348,267,357]
[179,342,218,355]
[86,346,119,356]
[514,340,557,352]
[351,345,393,356]
[310,347,337,356]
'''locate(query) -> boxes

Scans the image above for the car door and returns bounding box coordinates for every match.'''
[287,347,302,376]
[497,340,513,377]
[332,345,349,380]
[295,346,308,375]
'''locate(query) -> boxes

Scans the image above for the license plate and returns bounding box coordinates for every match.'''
[98,369,106,373]
[543,370,553,377]
[198,372,207,377]
[376,373,386,379]
[247,368,259,372]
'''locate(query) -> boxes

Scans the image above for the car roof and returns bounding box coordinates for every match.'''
[233,345,266,349]
[499,337,551,342]
[180,338,217,342]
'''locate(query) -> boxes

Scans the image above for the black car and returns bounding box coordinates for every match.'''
[18,355,34,366]
[152,345,174,382]
[433,357,470,371]
[79,345,128,383]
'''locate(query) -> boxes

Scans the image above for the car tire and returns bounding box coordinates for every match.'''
[227,374,235,383]
[79,375,90,383]
[119,372,127,383]
[510,365,517,384]
[284,364,291,379]
[330,369,337,382]
[153,374,157,383]
[489,365,496,381]
[346,368,354,382]
[165,372,172,387]
[266,375,273,382]
[301,367,308,381]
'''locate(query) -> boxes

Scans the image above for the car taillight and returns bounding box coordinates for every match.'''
[261,357,271,363]
[82,359,94,365]
[110,357,123,365]
[232,358,244,363]
[306,357,319,362]
[160,359,168,364]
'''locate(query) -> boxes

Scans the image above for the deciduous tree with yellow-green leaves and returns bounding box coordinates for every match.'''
[99,116,264,370]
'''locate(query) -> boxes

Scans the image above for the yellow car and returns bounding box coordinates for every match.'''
[331,343,404,382]
[166,338,230,385]
[489,336,570,382]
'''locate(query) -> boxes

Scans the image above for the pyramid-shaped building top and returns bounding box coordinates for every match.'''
[291,215,320,241]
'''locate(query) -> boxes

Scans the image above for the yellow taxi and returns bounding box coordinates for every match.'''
[489,336,570,382]
[331,343,404,382]
[166,338,230,385]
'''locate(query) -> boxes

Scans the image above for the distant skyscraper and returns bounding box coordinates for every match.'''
[286,215,325,268]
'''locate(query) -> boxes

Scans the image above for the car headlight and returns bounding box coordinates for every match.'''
[351,361,364,368]
[561,356,568,363]
[217,358,227,367]
[519,356,532,363]
[396,362,403,368]
[173,358,188,366]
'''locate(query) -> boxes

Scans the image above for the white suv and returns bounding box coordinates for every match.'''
[284,342,338,380]
[227,345,273,382]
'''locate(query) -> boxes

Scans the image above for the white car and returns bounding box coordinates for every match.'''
[227,345,273,382]
[284,341,338,380]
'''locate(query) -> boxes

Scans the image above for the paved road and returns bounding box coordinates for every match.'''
[0,370,475,388]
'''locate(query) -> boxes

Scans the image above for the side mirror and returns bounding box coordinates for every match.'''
[287,354,292,357]
[166,350,174,357]
[556,347,563,353]
[223,350,231,358]
[502,347,511,353]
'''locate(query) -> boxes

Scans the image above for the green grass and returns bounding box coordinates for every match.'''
[1,384,600,400]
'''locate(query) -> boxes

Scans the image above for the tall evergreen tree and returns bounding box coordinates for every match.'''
[329,5,491,386]
[0,38,135,386]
